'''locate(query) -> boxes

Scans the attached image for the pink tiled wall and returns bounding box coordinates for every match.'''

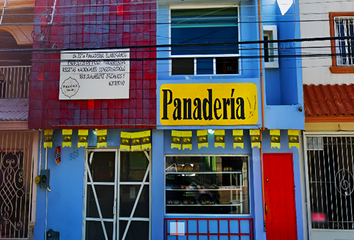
[29,0,157,129]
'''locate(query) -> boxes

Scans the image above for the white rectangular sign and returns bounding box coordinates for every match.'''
[59,49,130,100]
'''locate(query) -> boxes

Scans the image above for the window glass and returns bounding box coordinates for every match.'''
[264,35,270,63]
[170,7,239,75]
[171,8,239,55]
[197,58,213,74]
[88,152,115,182]
[216,57,239,74]
[172,58,194,75]
[334,17,354,66]
[120,152,149,182]
[165,156,249,214]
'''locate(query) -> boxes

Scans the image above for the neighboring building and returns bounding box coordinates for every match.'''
[0,0,38,239]
[300,1,354,240]
[30,1,305,240]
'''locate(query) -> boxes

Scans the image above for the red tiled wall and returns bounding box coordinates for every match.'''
[29,0,156,129]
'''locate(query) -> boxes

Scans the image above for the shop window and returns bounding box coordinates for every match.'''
[329,13,354,73]
[165,155,249,214]
[170,7,239,75]
[306,136,354,229]
[263,25,279,68]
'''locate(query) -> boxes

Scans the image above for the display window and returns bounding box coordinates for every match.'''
[165,155,249,214]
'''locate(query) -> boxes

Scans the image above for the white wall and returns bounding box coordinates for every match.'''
[299,0,354,85]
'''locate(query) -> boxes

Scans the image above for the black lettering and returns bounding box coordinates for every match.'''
[183,98,192,119]
[214,99,222,120]
[193,98,202,120]
[222,98,230,119]
[173,99,182,120]
[231,98,235,119]
[236,97,245,119]
[162,89,172,120]
[203,89,213,120]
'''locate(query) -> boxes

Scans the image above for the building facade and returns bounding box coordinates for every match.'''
[300,1,354,240]
[156,0,305,239]
[29,0,305,240]
[0,0,38,239]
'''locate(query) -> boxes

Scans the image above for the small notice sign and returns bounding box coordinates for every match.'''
[59,49,130,100]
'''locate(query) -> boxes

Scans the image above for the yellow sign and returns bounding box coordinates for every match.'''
[160,83,258,126]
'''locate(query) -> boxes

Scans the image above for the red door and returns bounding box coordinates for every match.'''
[263,153,297,240]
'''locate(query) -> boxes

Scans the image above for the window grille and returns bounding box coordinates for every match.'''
[0,66,31,98]
[0,131,34,239]
[334,17,354,66]
[306,136,354,229]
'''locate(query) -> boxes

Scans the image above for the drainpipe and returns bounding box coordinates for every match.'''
[258,0,267,232]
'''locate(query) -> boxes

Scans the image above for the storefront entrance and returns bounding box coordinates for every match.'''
[263,153,297,240]
[83,149,151,240]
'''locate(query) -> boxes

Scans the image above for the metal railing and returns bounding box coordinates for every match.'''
[164,218,254,240]
[0,66,31,98]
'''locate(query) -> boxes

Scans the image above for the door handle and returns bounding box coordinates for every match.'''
[265,204,267,215]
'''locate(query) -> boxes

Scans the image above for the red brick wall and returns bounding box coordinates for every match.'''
[29,0,156,129]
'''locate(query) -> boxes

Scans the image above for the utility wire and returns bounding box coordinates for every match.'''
[0,35,351,52]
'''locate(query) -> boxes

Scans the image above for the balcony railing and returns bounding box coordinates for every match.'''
[0,66,31,98]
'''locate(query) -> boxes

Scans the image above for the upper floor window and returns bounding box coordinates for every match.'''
[329,12,354,73]
[263,25,279,68]
[171,7,239,75]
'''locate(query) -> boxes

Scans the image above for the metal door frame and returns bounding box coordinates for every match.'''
[82,148,151,240]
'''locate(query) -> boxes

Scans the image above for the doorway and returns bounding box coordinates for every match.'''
[263,153,297,240]
[83,149,151,240]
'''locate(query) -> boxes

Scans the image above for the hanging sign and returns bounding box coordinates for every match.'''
[55,146,61,165]
[250,129,261,148]
[160,83,258,126]
[233,129,244,149]
[78,129,89,148]
[59,49,130,100]
[215,130,225,148]
[197,130,208,149]
[270,129,281,149]
[97,129,107,148]
[171,130,192,150]
[288,130,299,149]
[62,129,72,147]
[44,130,54,148]
[120,131,151,151]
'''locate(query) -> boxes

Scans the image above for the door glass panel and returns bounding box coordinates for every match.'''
[120,152,149,182]
[88,152,115,182]
[119,185,149,218]
[119,221,149,240]
[86,185,114,218]
[86,221,113,240]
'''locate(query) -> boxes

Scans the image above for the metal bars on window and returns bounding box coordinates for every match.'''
[306,136,354,229]
[0,131,34,239]
[334,17,354,66]
[0,66,31,98]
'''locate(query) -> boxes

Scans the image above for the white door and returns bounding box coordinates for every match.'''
[83,149,151,240]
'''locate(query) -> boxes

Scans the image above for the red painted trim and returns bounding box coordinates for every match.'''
[306,116,354,122]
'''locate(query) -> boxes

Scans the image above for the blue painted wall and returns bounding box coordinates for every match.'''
[33,129,304,240]
[34,131,85,240]
[156,0,304,131]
